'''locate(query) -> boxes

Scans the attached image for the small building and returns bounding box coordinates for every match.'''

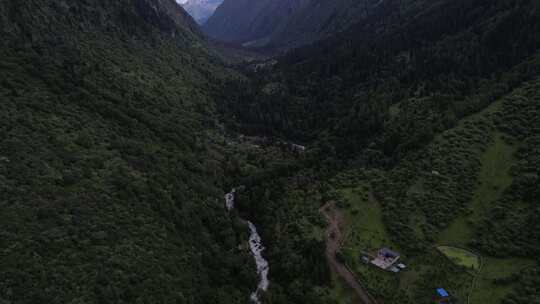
[380,248,400,259]
[290,143,306,153]
[397,263,407,269]
[437,288,449,297]
[371,247,400,270]
[435,288,452,304]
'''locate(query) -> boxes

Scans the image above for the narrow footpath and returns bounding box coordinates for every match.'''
[320,201,377,304]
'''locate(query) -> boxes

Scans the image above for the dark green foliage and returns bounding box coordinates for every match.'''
[249,189,331,302]
[502,266,540,304]
[409,251,473,304]
[1,0,539,303]
[223,0,540,158]
[475,80,540,257]
[216,1,540,303]
[232,164,334,304]
[0,1,254,303]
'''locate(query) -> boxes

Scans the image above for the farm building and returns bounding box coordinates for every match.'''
[435,288,453,304]
[290,143,306,153]
[371,247,400,270]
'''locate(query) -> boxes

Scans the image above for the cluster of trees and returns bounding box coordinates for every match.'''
[229,150,335,304]
[502,267,540,304]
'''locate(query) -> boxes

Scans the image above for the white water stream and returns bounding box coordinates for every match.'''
[225,190,269,304]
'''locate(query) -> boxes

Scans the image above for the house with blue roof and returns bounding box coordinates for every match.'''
[435,288,453,304]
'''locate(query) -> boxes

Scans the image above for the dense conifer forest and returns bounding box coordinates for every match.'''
[0,1,256,303]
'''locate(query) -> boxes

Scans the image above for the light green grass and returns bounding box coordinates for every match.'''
[340,186,392,253]
[437,246,480,270]
[337,186,400,299]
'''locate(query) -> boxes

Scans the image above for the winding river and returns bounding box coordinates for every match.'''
[225,190,269,304]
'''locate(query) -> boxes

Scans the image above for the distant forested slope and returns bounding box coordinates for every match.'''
[225,0,540,156]
[203,0,386,48]
[202,0,308,45]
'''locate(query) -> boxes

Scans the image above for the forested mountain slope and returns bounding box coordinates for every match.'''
[268,0,388,48]
[0,0,255,303]
[226,0,540,156]
[203,0,389,48]
[202,0,309,45]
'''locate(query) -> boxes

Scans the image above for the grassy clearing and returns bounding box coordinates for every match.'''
[340,186,392,253]
[471,134,516,217]
[435,131,522,304]
[437,246,480,270]
[337,186,402,300]
[434,130,526,304]
[438,133,516,246]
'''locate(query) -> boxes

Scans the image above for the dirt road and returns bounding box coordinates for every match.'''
[320,201,377,304]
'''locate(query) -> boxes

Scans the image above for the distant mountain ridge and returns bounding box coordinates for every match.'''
[203,0,386,48]
[203,0,308,45]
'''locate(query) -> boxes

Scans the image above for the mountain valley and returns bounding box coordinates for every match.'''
[1,0,539,304]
